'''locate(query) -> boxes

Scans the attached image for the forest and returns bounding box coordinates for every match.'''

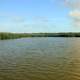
[0,32,80,40]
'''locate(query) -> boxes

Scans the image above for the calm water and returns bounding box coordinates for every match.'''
[0,37,80,80]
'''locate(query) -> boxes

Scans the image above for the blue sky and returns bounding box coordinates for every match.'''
[0,0,80,33]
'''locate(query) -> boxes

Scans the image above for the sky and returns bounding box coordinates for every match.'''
[0,0,80,33]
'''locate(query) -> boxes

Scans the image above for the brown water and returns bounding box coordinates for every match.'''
[0,37,80,80]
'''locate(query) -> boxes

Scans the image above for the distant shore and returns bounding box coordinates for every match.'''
[0,32,80,40]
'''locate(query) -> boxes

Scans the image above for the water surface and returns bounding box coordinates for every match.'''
[0,38,80,80]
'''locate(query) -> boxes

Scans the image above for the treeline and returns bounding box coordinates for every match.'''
[0,32,80,40]
[0,32,32,40]
[31,33,80,37]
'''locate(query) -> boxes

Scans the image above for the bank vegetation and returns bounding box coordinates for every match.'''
[0,32,80,40]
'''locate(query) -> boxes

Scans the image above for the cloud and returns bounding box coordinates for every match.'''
[33,16,49,24]
[64,0,80,27]
[0,12,26,23]
[69,10,80,18]
[0,15,26,23]
[12,16,25,23]
[64,0,80,9]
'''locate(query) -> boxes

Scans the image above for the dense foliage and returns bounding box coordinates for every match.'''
[0,32,32,40]
[0,32,80,40]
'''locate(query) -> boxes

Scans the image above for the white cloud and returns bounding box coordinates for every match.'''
[12,16,25,23]
[69,10,80,18]
[64,0,80,9]
[64,0,80,27]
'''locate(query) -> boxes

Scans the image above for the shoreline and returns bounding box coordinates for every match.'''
[0,32,80,40]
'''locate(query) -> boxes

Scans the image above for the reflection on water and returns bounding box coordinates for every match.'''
[0,38,80,80]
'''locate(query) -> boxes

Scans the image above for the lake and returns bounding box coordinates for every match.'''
[0,37,80,80]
